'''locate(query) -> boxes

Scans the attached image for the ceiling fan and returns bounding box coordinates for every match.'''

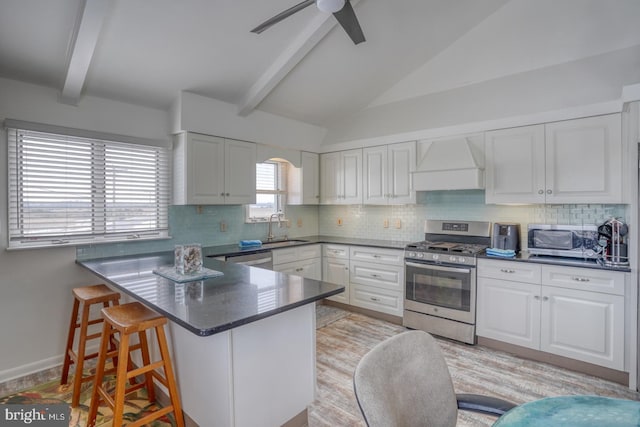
[251,0,365,45]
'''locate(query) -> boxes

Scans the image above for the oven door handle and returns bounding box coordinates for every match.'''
[405,261,471,274]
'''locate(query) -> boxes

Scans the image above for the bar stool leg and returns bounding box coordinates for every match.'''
[60,298,80,385]
[138,330,156,403]
[111,332,131,427]
[87,321,111,427]
[156,324,184,427]
[69,301,91,407]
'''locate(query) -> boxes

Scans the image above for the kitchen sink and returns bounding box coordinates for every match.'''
[261,239,309,248]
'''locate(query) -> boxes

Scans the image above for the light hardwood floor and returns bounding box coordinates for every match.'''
[310,308,640,427]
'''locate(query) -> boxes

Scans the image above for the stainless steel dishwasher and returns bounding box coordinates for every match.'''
[225,251,273,269]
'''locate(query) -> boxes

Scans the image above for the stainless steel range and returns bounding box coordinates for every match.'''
[403,220,491,344]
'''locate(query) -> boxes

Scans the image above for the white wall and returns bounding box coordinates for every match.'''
[322,44,640,147]
[0,78,171,381]
[172,91,326,152]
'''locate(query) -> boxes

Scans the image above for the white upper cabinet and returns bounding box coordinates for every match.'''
[485,114,622,204]
[320,149,363,204]
[173,132,256,205]
[288,151,320,205]
[544,115,622,203]
[363,141,416,205]
[485,125,546,204]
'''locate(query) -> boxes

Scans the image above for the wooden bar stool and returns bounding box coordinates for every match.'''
[88,301,184,427]
[61,284,121,407]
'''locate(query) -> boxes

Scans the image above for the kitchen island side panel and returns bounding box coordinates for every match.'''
[169,303,316,427]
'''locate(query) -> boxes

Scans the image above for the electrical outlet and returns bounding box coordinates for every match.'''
[297,218,303,227]
[220,221,227,232]
[395,219,402,229]
[196,205,203,214]
[383,219,389,228]
[337,218,343,226]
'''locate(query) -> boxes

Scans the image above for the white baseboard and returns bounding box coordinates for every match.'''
[0,355,63,384]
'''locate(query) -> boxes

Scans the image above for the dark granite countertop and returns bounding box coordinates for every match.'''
[77,251,345,337]
[202,235,410,259]
[479,251,631,273]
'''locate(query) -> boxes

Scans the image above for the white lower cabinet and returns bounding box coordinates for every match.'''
[477,277,541,349]
[349,246,404,316]
[540,285,624,368]
[477,259,625,370]
[273,244,322,280]
[322,244,350,304]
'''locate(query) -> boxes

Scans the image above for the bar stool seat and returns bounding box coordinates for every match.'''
[61,284,121,407]
[88,301,184,427]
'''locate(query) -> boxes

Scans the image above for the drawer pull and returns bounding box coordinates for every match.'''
[500,268,516,273]
[371,274,380,278]
[370,297,380,302]
[572,277,590,282]
[296,268,304,272]
[373,255,382,259]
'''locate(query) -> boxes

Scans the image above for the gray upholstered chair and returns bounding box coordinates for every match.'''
[353,330,516,427]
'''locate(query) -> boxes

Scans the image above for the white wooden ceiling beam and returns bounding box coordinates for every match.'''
[238,0,361,117]
[60,0,110,105]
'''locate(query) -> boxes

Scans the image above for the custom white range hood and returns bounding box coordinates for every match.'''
[412,134,485,191]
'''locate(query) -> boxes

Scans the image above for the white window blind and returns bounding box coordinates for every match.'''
[7,127,170,248]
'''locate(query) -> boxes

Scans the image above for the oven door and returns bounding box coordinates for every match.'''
[404,260,476,324]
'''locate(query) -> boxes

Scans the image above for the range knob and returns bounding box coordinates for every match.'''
[448,255,457,263]
[408,251,416,258]
[417,252,424,258]
[432,254,439,261]
[458,257,466,264]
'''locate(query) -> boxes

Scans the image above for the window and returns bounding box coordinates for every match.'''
[6,124,171,248]
[246,161,287,222]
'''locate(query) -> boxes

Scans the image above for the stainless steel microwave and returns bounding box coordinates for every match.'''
[527,224,600,259]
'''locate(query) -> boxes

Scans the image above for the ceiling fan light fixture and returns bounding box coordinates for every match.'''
[316,0,345,13]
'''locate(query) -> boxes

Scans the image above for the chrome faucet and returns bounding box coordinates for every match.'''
[267,212,283,242]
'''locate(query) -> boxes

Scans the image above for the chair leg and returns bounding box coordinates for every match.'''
[87,321,111,427]
[156,325,185,427]
[60,298,80,386]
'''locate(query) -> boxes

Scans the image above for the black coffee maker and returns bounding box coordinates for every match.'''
[597,218,629,266]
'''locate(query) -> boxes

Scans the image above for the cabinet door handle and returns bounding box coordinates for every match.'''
[220,192,225,196]
[226,193,230,196]
[534,295,540,300]
[572,277,590,282]
[538,190,544,194]
[542,296,549,301]
[500,268,516,273]
[546,189,552,194]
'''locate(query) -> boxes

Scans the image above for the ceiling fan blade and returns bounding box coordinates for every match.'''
[251,0,316,34]
[332,0,365,44]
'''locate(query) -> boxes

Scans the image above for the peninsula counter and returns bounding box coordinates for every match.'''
[78,251,344,427]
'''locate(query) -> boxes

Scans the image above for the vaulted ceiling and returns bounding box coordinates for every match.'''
[1,0,639,142]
